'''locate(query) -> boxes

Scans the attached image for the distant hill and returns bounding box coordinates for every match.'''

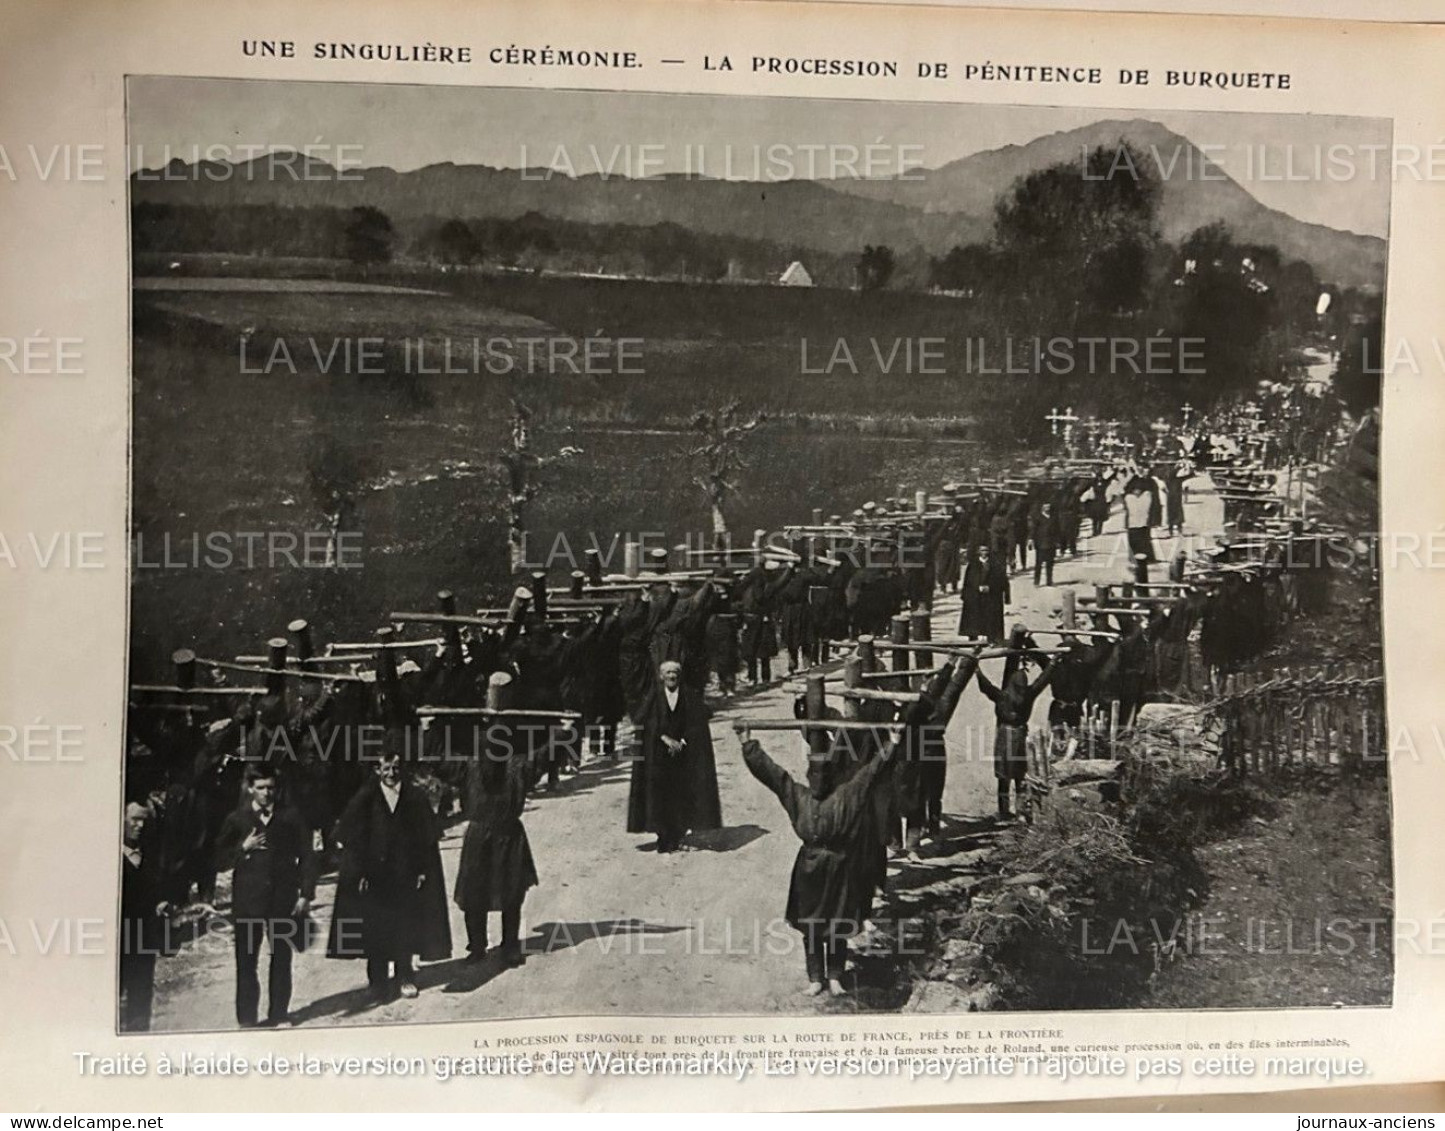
[824,118,1386,289]
[130,117,1386,288]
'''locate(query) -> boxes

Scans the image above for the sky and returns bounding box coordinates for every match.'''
[127,76,1393,238]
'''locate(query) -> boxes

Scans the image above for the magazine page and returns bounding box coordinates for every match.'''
[2,0,1443,1113]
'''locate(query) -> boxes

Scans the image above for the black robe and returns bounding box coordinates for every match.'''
[958,556,1009,643]
[626,685,723,837]
[454,745,537,914]
[326,780,452,963]
[742,739,893,934]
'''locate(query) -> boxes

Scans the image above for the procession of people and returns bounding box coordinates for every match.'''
[120,394,1341,1028]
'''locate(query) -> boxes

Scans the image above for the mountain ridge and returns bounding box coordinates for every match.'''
[130,118,1387,288]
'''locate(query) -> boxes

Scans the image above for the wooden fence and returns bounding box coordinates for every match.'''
[1208,661,1385,774]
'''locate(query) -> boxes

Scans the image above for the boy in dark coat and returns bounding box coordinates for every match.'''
[736,694,935,996]
[454,719,537,966]
[326,751,451,1002]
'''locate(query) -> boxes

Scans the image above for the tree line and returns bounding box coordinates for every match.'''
[131,201,852,285]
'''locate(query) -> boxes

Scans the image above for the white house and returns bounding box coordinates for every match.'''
[778,261,813,287]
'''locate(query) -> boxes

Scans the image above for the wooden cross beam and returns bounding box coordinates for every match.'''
[732,719,903,733]
[329,638,444,652]
[839,687,923,704]
[130,683,269,696]
[234,653,374,666]
[413,707,583,720]
[825,639,982,658]
[197,657,371,684]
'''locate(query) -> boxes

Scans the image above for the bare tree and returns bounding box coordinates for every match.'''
[500,399,582,572]
[685,402,766,545]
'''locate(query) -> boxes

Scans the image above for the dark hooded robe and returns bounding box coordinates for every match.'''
[326,777,452,964]
[453,731,538,915]
[626,683,723,842]
[741,738,895,934]
[977,664,1053,781]
[616,589,672,721]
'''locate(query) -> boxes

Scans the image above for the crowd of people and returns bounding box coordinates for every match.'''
[120,413,1336,1026]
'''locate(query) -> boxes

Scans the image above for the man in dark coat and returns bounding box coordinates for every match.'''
[626,660,723,853]
[1165,462,1188,534]
[1057,485,1081,556]
[215,763,317,1027]
[704,602,740,696]
[933,509,964,595]
[327,752,451,1002]
[958,543,1009,643]
[1009,495,1031,572]
[988,501,1012,569]
[1031,501,1060,587]
[454,720,537,966]
[773,564,812,675]
[120,798,175,1033]
[1086,470,1113,538]
[736,564,784,685]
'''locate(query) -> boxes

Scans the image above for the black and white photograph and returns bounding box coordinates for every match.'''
[119,76,1390,1035]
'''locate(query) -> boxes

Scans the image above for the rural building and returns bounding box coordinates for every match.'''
[778,261,813,287]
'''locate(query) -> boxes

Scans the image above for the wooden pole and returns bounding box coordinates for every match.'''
[859,667,942,681]
[805,673,830,761]
[437,590,463,655]
[889,614,911,675]
[375,626,399,687]
[842,655,863,721]
[841,686,923,704]
[623,541,640,579]
[487,670,513,712]
[288,619,314,663]
[734,719,903,733]
[131,683,268,698]
[909,611,932,675]
[172,648,197,690]
[329,638,443,652]
[856,635,879,675]
[416,706,581,719]
[265,638,288,695]
[197,656,369,685]
[1061,589,1077,629]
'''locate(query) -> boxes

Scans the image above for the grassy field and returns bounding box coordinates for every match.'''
[123,267,1300,675]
